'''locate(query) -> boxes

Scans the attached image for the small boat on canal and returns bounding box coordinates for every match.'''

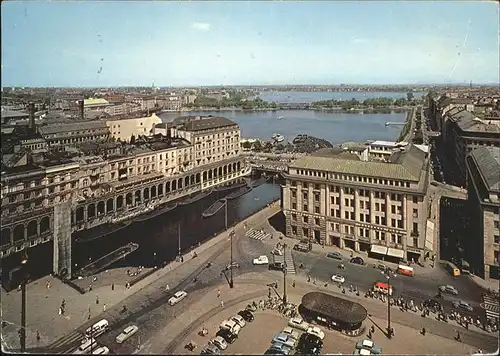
[133,203,178,223]
[75,221,132,242]
[179,188,213,205]
[214,181,247,192]
[202,199,227,218]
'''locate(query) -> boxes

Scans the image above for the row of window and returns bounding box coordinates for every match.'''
[292,170,413,188]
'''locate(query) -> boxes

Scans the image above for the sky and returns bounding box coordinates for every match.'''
[1,1,499,87]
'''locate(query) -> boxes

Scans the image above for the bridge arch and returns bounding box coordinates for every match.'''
[218,167,222,177]
[116,195,124,210]
[172,180,177,191]
[151,185,157,198]
[208,170,212,180]
[126,193,133,206]
[1,228,11,246]
[158,183,163,196]
[97,201,105,215]
[184,176,189,187]
[27,220,38,237]
[223,165,227,175]
[87,204,96,219]
[106,198,114,212]
[13,224,25,242]
[135,190,142,203]
[177,178,183,189]
[196,173,201,183]
[143,187,150,201]
[166,181,171,193]
[40,216,50,233]
[237,161,241,171]
[76,207,84,222]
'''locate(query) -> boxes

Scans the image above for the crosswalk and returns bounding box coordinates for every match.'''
[482,294,500,322]
[273,247,296,275]
[47,330,85,353]
[245,229,272,241]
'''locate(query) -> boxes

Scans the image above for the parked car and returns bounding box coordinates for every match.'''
[353,348,372,355]
[91,346,110,355]
[350,257,365,265]
[374,263,388,271]
[297,333,323,355]
[331,274,345,284]
[355,339,382,354]
[269,342,293,355]
[281,327,300,341]
[269,262,285,271]
[168,291,187,306]
[293,242,311,252]
[264,347,286,355]
[115,325,139,344]
[253,255,269,265]
[209,336,228,350]
[326,252,343,260]
[237,309,254,322]
[200,344,220,355]
[220,320,241,335]
[231,315,246,328]
[288,316,310,331]
[453,300,473,312]
[215,328,237,344]
[272,332,297,348]
[306,326,325,340]
[439,285,459,295]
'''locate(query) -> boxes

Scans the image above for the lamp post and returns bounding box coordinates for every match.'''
[282,243,287,305]
[176,223,181,262]
[385,273,392,338]
[20,253,28,353]
[224,200,234,289]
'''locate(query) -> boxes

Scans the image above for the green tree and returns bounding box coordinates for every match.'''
[407,92,414,102]
[241,141,252,149]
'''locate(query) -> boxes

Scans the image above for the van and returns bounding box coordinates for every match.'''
[85,319,109,338]
[373,282,393,296]
[397,265,414,277]
[72,338,97,354]
[92,346,110,355]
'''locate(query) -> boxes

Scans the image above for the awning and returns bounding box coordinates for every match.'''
[387,248,405,259]
[370,245,388,255]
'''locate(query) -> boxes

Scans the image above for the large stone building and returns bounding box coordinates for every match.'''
[106,113,162,142]
[38,121,111,148]
[282,143,431,263]
[466,146,500,280]
[0,116,249,283]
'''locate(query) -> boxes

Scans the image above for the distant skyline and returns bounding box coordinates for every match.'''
[1,1,499,87]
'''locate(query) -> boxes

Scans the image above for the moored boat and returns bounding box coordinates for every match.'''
[179,189,213,205]
[202,199,227,218]
[75,221,132,243]
[226,185,252,200]
[133,203,178,223]
[214,181,247,192]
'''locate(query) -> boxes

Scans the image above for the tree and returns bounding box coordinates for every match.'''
[130,135,136,144]
[407,92,414,102]
[241,141,252,149]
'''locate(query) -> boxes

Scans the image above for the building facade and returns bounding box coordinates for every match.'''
[38,121,110,148]
[466,147,500,280]
[106,113,162,142]
[282,144,431,262]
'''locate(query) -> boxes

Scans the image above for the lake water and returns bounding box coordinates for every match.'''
[160,109,406,145]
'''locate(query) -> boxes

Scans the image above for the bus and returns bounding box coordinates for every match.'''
[460,259,470,275]
[445,262,461,277]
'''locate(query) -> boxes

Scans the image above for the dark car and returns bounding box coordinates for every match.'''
[453,301,474,313]
[215,328,237,344]
[264,347,286,355]
[423,299,442,311]
[350,256,365,265]
[326,252,343,260]
[238,309,255,322]
[297,332,323,354]
[269,262,285,271]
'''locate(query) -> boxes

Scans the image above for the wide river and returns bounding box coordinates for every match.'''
[159,91,423,144]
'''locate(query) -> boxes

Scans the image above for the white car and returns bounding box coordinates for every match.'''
[210,336,228,350]
[331,274,345,284]
[115,325,139,344]
[253,255,269,265]
[92,346,110,355]
[168,291,188,306]
[306,326,325,340]
[288,316,310,331]
[220,320,241,335]
[272,248,283,256]
[231,315,246,328]
[281,326,300,341]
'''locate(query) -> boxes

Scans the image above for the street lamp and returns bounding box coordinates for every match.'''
[224,200,234,289]
[153,252,157,267]
[385,273,393,339]
[282,243,287,305]
[20,252,28,353]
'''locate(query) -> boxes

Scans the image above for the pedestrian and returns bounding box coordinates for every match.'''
[17,284,21,291]
[292,280,296,288]
[103,304,107,312]
[36,330,40,343]
[421,327,426,335]
[58,307,62,315]
[62,299,66,308]
[111,283,115,291]
[165,284,170,291]
[96,296,99,304]
[181,256,184,263]
[217,289,221,298]
[220,300,224,307]
[370,325,375,334]
[89,284,93,292]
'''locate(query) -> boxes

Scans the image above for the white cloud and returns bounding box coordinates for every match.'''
[191,22,211,32]
[351,38,370,44]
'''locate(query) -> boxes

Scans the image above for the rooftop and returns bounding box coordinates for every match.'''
[301,292,367,325]
[84,98,110,106]
[449,110,500,133]
[181,116,238,131]
[38,121,109,135]
[470,146,500,192]
[290,144,426,181]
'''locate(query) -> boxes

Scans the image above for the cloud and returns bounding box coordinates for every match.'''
[191,22,211,32]
[351,38,370,44]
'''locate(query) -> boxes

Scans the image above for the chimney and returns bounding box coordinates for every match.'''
[28,102,36,131]
[78,99,84,120]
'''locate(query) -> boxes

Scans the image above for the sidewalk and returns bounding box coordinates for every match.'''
[469,275,499,293]
[0,202,282,350]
